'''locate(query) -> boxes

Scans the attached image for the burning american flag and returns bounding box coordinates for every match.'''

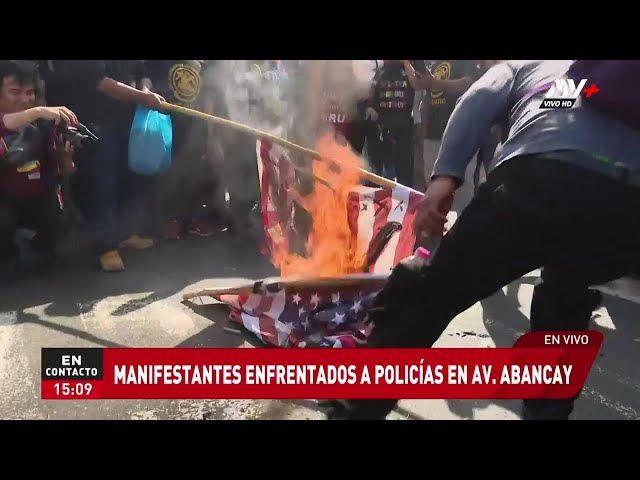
[211,135,423,348]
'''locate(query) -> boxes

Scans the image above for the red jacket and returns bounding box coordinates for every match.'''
[0,114,56,199]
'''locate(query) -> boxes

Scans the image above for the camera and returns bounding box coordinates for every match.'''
[58,122,98,149]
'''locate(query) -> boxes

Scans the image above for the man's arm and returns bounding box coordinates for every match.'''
[1,109,42,134]
[1,106,78,133]
[97,78,162,109]
[54,134,76,177]
[432,62,516,184]
[55,61,163,110]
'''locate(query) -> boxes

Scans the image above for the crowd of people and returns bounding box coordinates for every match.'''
[1,60,260,277]
[2,59,639,420]
[0,59,498,279]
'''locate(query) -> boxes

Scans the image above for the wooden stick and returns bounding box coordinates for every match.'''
[182,272,391,301]
[160,101,422,194]
[182,279,277,300]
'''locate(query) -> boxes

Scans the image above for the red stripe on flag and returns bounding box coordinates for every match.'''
[258,315,279,345]
[347,190,362,255]
[237,294,250,309]
[229,308,242,323]
[259,141,275,254]
[368,189,392,272]
[392,191,421,266]
[277,151,289,202]
[257,293,274,316]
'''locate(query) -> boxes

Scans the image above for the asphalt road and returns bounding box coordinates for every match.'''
[0,163,639,420]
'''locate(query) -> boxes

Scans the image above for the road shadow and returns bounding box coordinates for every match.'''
[0,232,277,329]
[443,277,535,420]
[176,301,266,349]
[580,293,640,419]
[445,274,640,420]
[594,294,640,340]
[14,309,127,348]
[255,398,427,420]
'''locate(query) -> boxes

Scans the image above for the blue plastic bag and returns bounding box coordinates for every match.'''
[128,106,173,176]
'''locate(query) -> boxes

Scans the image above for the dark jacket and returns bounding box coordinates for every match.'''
[0,115,60,198]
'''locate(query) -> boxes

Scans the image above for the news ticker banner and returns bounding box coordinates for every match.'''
[41,331,603,400]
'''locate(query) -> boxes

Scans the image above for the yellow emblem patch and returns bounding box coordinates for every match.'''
[169,63,201,103]
[430,62,451,100]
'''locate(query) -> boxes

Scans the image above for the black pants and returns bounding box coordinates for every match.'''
[220,133,260,226]
[367,124,414,188]
[345,121,370,155]
[0,191,63,261]
[324,155,640,420]
[154,120,221,227]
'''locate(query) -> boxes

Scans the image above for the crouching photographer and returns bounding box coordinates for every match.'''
[0,60,86,277]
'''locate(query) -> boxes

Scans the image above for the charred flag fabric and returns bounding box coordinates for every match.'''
[211,139,422,348]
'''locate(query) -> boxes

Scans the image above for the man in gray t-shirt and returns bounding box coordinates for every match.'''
[321,60,640,421]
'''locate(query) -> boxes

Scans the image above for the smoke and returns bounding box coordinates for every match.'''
[207,60,290,137]
[201,60,375,231]
[200,60,289,231]
[208,60,374,148]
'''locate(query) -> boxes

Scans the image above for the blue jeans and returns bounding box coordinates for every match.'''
[89,126,146,253]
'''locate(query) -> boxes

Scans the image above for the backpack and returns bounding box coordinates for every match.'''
[522,60,640,130]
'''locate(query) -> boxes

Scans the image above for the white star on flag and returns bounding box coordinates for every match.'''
[292,293,301,305]
[298,307,306,317]
[332,312,346,325]
[350,299,363,314]
[310,293,320,307]
[331,292,340,304]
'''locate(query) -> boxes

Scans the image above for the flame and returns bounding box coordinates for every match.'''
[274,132,366,278]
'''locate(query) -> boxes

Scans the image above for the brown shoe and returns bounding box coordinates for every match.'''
[119,234,155,250]
[99,250,125,272]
